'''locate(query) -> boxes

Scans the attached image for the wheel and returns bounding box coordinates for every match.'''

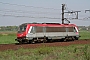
[43,36,47,43]
[64,39,67,42]
[18,41,23,44]
[30,40,35,44]
[43,39,47,43]
[75,37,78,40]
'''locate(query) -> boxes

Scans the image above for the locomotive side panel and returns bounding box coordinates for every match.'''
[26,26,79,40]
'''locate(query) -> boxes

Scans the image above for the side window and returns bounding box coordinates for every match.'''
[33,26,36,33]
[46,27,66,32]
[68,27,73,32]
[60,27,66,32]
[36,27,43,33]
[30,26,44,33]
[66,27,74,32]
[66,28,68,32]
[43,27,46,33]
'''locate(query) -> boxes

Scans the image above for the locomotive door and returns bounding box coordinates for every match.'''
[32,26,36,38]
[43,27,46,37]
[66,27,69,36]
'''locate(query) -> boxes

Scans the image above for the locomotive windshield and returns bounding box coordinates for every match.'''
[18,24,27,33]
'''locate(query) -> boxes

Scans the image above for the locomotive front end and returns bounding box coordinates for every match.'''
[15,24,28,43]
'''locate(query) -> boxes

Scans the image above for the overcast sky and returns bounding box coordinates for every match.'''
[0,0,90,26]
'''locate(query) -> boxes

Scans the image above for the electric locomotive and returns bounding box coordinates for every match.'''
[15,23,80,44]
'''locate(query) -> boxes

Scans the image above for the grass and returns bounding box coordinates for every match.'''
[79,30,90,39]
[0,32,17,44]
[0,44,90,60]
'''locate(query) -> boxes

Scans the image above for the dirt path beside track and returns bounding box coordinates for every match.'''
[0,40,90,51]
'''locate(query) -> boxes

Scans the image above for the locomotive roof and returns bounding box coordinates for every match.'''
[21,23,60,24]
[20,23,77,27]
[21,23,75,25]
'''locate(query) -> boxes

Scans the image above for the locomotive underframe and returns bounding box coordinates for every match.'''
[15,32,79,44]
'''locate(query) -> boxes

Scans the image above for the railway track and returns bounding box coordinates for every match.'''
[0,39,90,51]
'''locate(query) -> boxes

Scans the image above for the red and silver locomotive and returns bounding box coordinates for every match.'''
[15,23,80,44]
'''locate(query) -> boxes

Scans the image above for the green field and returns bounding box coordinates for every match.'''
[0,33,17,44]
[0,30,90,44]
[79,31,90,39]
[0,44,90,60]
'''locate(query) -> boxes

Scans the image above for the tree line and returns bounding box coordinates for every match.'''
[0,26,90,31]
[0,26,18,31]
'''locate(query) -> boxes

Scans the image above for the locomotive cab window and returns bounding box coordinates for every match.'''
[18,25,27,33]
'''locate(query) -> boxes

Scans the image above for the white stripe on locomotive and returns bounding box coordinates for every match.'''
[28,26,32,33]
